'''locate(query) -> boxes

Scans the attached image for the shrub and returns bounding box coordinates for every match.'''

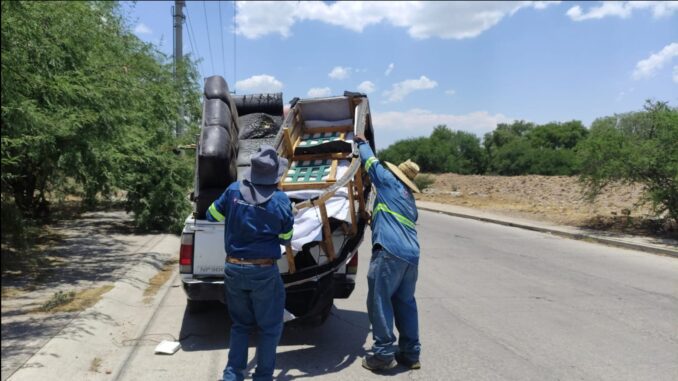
[577,100,678,222]
[414,174,435,192]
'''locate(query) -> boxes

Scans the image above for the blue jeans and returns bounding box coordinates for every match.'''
[367,248,421,362]
[222,263,285,381]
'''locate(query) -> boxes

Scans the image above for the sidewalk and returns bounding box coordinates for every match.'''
[416,200,678,258]
[1,211,179,381]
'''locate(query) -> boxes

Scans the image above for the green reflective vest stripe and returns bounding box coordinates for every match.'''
[365,157,379,172]
[208,203,225,222]
[278,228,293,240]
[373,203,415,229]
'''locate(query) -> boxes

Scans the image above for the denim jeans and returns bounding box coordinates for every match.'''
[367,248,421,362]
[222,262,285,381]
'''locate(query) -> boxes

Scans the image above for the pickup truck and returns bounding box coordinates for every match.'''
[179,76,375,324]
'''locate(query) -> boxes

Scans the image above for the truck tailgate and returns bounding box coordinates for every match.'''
[193,222,227,277]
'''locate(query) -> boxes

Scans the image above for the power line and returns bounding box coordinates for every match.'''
[218,1,226,78]
[203,0,216,75]
[184,4,204,78]
[233,0,237,93]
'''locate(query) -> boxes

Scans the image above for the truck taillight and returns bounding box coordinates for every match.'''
[179,233,194,274]
[347,251,358,275]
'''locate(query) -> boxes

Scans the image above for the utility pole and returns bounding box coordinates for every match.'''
[173,0,185,137]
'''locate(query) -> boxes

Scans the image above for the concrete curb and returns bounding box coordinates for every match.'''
[7,234,181,381]
[110,270,180,381]
[417,206,678,258]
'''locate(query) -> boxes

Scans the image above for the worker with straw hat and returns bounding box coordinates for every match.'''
[354,134,422,372]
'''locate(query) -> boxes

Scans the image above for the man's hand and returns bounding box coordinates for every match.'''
[354,134,368,143]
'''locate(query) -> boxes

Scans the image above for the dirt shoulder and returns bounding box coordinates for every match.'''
[416,174,676,239]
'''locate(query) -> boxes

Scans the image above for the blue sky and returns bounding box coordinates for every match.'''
[125,1,678,149]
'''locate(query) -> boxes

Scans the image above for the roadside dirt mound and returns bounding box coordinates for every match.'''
[416,174,675,238]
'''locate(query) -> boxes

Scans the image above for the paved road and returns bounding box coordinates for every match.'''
[118,210,678,381]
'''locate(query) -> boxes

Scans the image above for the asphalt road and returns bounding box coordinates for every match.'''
[117,210,678,381]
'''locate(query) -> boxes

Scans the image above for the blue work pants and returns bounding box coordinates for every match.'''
[367,248,421,362]
[222,263,285,381]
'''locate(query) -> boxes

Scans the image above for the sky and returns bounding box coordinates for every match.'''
[125,1,678,149]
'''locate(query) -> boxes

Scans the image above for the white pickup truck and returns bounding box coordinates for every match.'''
[179,77,374,324]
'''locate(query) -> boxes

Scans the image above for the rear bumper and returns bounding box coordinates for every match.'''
[181,273,355,318]
[183,278,225,303]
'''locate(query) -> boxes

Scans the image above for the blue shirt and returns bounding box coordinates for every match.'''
[358,142,420,265]
[207,181,294,260]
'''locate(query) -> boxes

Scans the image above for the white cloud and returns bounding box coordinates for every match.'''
[329,66,351,80]
[567,1,678,21]
[307,87,332,97]
[235,74,283,93]
[383,76,437,102]
[134,23,152,35]
[673,66,678,83]
[445,89,456,96]
[372,109,512,146]
[632,42,678,80]
[616,87,635,102]
[236,1,559,40]
[385,63,394,76]
[357,81,376,94]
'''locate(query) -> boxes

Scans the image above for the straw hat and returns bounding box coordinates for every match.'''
[384,159,421,193]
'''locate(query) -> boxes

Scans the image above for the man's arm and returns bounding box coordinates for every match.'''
[206,188,230,223]
[355,135,397,188]
[277,194,295,245]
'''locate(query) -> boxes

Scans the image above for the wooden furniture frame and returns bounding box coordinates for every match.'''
[277,97,371,273]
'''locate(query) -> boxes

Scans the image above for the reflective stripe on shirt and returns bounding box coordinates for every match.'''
[373,203,415,229]
[365,156,378,171]
[208,203,225,222]
[278,228,293,240]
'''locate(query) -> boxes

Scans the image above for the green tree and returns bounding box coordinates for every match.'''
[577,101,678,222]
[483,120,586,175]
[1,1,201,233]
[379,125,485,174]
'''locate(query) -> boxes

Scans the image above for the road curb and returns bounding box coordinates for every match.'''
[110,269,180,381]
[417,206,678,258]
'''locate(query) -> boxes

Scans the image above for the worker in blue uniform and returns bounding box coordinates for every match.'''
[354,134,422,372]
[207,145,294,381]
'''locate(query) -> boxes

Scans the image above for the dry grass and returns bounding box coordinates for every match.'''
[89,357,102,373]
[37,284,114,313]
[417,174,675,237]
[143,259,178,304]
[1,287,26,299]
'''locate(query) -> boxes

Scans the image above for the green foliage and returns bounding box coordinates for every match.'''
[1,1,201,233]
[414,174,435,192]
[483,120,587,175]
[122,150,194,233]
[578,101,678,222]
[379,126,486,174]
[41,290,76,312]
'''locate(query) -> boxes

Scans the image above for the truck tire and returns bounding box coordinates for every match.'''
[232,93,283,117]
[187,299,210,314]
[296,301,333,327]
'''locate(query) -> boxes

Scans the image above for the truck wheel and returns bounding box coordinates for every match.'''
[186,299,209,314]
[297,301,333,327]
[318,301,333,324]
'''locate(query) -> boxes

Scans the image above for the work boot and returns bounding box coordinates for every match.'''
[395,352,421,370]
[362,355,397,371]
